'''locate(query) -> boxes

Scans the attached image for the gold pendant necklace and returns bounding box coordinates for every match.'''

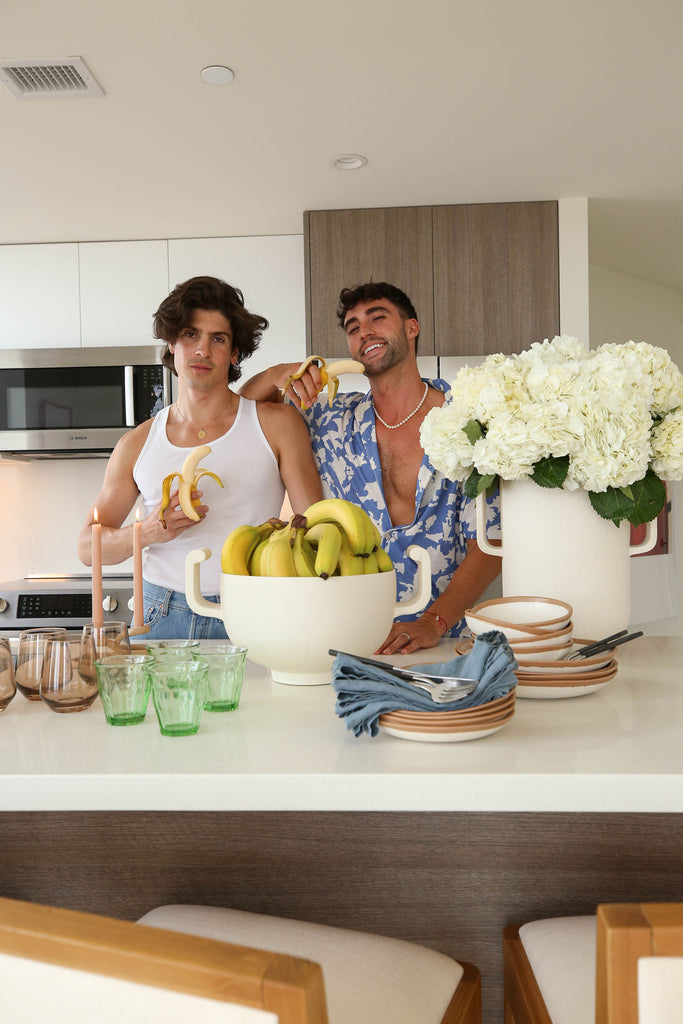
[174,404,208,440]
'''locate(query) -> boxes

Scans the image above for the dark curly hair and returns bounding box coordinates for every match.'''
[154,276,268,383]
[336,282,420,352]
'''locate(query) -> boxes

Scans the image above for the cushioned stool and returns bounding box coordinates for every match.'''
[503,903,683,1024]
[503,915,595,1024]
[138,904,481,1024]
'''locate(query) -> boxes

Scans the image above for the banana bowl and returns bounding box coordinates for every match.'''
[185,545,431,685]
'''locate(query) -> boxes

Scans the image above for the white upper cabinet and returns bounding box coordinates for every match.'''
[168,235,306,382]
[0,243,80,349]
[79,240,169,348]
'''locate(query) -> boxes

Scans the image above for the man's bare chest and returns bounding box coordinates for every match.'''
[377,433,424,526]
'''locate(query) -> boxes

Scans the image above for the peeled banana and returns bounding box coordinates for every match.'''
[220,500,394,579]
[159,445,223,528]
[282,356,365,407]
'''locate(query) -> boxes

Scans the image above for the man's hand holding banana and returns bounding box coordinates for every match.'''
[278,356,365,409]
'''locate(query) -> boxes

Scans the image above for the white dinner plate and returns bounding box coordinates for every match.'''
[379,720,511,742]
[516,678,616,699]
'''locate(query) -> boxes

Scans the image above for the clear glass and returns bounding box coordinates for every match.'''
[146,639,200,662]
[40,637,99,713]
[78,621,131,685]
[0,637,17,711]
[95,654,155,726]
[150,658,208,736]
[15,627,68,701]
[192,644,247,711]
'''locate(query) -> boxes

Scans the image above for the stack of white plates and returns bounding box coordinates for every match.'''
[455,637,618,699]
[514,641,618,699]
[378,688,516,742]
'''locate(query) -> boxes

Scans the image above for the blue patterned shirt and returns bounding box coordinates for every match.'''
[299,379,501,636]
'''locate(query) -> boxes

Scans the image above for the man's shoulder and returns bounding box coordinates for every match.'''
[117,418,154,461]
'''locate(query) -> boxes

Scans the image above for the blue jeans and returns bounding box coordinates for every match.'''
[140,581,229,640]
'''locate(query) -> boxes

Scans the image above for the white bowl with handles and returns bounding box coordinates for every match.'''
[185,545,432,685]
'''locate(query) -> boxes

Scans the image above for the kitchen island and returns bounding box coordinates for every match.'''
[1,634,682,1023]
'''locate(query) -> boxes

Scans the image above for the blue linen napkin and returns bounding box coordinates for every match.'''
[332,630,518,738]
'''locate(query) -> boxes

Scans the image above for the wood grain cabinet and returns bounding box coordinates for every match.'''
[304,201,559,357]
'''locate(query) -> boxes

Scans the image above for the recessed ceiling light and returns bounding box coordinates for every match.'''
[331,153,368,170]
[200,65,234,85]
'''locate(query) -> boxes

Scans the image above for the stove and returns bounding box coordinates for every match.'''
[0,574,134,636]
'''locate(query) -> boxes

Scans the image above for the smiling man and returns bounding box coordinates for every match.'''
[240,281,501,653]
[78,276,321,639]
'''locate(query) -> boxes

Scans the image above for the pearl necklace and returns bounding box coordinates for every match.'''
[373,382,429,430]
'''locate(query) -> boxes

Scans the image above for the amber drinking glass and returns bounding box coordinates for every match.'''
[40,637,99,713]
[78,621,131,686]
[0,638,17,711]
[16,627,68,701]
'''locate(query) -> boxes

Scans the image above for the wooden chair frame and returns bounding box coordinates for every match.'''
[503,903,683,1024]
[0,896,481,1024]
[0,896,328,1024]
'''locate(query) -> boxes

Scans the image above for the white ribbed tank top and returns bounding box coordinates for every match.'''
[134,399,285,594]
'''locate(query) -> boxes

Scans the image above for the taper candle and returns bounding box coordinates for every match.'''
[133,508,143,628]
[91,509,103,627]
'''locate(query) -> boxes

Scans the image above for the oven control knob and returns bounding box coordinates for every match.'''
[0,598,7,613]
[127,597,135,612]
[102,595,118,612]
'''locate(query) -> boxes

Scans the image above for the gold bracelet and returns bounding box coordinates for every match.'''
[420,610,448,636]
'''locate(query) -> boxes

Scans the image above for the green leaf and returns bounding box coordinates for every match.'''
[589,487,635,526]
[531,455,569,489]
[464,468,496,499]
[629,469,667,527]
[462,418,486,446]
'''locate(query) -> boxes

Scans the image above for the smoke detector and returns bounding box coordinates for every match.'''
[0,56,104,99]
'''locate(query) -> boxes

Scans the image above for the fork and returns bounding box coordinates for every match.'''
[328,649,477,704]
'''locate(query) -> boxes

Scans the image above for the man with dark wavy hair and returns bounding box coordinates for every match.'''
[78,276,321,639]
[241,280,501,654]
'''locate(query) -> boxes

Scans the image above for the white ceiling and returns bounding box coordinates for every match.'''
[2,0,683,291]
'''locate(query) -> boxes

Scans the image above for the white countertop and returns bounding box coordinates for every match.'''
[1,636,681,814]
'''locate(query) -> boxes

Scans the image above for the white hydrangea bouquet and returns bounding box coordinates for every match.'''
[420,336,683,527]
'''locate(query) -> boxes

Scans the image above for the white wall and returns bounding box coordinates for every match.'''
[589,263,683,636]
[0,458,119,580]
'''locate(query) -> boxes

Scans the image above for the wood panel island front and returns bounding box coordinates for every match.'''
[1,635,682,1023]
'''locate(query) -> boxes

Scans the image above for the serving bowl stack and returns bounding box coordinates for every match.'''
[465,597,574,659]
[378,688,516,742]
[462,597,618,699]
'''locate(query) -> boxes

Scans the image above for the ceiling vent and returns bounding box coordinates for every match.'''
[0,56,104,99]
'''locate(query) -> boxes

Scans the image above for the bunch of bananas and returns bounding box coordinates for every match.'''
[221,498,394,579]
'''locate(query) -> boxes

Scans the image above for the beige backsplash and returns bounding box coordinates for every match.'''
[0,458,134,580]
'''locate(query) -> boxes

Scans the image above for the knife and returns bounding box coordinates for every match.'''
[570,630,643,660]
[328,649,476,688]
[571,630,629,658]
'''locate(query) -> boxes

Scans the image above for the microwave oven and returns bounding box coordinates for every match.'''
[0,346,172,459]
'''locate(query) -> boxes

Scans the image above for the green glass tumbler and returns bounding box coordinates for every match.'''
[192,644,247,711]
[95,654,154,726]
[150,658,208,736]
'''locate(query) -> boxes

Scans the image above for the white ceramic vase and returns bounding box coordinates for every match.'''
[476,479,657,639]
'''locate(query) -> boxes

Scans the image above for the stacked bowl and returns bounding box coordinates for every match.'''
[462,597,619,699]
